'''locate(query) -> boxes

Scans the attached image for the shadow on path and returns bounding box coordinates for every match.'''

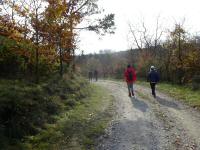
[130,97,149,112]
[156,96,180,109]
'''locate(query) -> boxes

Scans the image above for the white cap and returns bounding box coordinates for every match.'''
[150,66,155,69]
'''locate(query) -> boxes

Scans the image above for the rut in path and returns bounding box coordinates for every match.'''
[96,80,200,150]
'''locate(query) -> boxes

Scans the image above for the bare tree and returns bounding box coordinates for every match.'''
[128,15,164,52]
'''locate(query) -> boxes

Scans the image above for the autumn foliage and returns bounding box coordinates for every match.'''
[0,0,115,80]
[77,24,200,87]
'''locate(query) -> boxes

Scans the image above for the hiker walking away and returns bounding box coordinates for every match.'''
[147,66,160,98]
[94,70,98,81]
[88,71,93,82]
[124,64,137,97]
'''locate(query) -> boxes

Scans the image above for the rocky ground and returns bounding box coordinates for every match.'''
[95,80,200,150]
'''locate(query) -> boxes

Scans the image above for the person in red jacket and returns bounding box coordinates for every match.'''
[124,64,137,97]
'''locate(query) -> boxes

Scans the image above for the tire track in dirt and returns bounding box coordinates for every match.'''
[96,80,200,150]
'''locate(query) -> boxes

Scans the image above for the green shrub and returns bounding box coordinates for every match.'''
[0,75,90,149]
[192,75,200,90]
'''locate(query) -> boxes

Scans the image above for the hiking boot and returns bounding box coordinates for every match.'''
[131,91,134,97]
[129,93,131,97]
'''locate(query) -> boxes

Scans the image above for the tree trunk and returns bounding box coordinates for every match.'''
[178,26,183,85]
[35,12,39,83]
[59,46,63,77]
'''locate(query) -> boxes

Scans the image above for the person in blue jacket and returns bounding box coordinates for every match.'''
[147,66,160,98]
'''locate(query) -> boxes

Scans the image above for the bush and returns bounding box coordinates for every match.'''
[192,75,200,90]
[0,74,90,149]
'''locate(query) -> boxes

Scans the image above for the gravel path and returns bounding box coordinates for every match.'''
[96,80,200,150]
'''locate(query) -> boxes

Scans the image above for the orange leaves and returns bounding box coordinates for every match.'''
[38,45,57,63]
[62,51,72,62]
[0,0,107,76]
[45,0,68,21]
[0,17,24,41]
[13,48,31,58]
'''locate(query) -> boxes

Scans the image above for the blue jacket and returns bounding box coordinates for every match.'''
[147,70,160,83]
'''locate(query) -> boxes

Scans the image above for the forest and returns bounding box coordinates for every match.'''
[77,23,200,89]
[0,0,115,80]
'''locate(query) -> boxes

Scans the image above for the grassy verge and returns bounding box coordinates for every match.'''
[137,80,200,109]
[23,84,114,150]
[0,75,88,149]
[0,75,114,150]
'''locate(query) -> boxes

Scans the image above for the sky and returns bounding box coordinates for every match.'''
[78,0,200,54]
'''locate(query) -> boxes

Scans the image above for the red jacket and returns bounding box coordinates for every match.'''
[124,67,136,83]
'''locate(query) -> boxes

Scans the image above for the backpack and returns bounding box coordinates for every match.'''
[128,70,133,80]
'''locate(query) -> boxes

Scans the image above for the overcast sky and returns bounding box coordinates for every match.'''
[78,0,200,54]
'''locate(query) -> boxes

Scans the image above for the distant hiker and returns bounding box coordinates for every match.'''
[94,70,98,81]
[147,66,160,98]
[124,64,137,97]
[88,71,93,82]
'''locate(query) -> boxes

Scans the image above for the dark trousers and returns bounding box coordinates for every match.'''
[150,83,156,96]
[89,75,92,81]
[95,75,98,81]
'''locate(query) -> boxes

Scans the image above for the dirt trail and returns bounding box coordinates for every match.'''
[96,80,200,150]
